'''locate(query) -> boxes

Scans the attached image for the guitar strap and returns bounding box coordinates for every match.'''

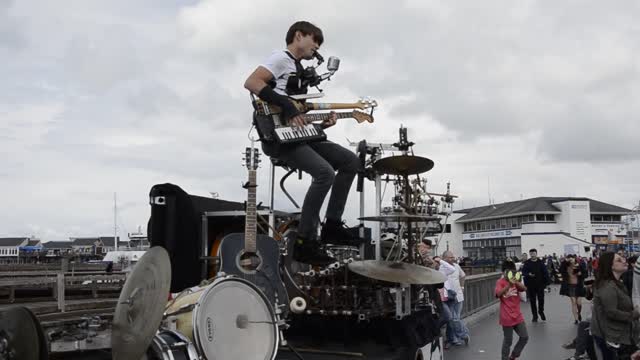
[283,51,307,96]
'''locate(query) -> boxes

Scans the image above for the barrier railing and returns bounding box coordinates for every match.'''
[461,272,501,317]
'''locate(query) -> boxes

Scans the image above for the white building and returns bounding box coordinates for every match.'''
[0,238,29,262]
[434,197,630,261]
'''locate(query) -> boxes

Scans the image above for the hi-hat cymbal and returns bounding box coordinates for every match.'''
[348,260,446,285]
[112,246,172,360]
[372,155,434,175]
[359,215,441,222]
[0,306,46,360]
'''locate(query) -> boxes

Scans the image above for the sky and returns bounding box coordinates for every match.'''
[1,0,639,242]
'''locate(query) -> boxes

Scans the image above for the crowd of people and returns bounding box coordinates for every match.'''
[417,242,640,359]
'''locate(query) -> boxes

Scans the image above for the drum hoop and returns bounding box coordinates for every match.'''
[152,332,174,360]
[191,275,279,360]
[163,329,200,360]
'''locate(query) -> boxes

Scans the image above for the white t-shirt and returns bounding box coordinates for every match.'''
[439,261,466,302]
[259,50,299,96]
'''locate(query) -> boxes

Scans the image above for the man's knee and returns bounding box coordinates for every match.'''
[315,165,336,185]
[341,152,362,173]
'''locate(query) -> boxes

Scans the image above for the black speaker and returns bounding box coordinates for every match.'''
[148,183,200,293]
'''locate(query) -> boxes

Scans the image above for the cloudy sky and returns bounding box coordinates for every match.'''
[2,0,639,241]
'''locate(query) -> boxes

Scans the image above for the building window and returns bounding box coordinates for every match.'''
[445,224,451,233]
[500,218,507,229]
[592,215,603,222]
[536,214,545,221]
[545,214,555,222]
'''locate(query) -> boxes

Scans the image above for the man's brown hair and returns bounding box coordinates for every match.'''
[286,21,324,46]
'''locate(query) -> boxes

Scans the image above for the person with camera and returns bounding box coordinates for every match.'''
[521,248,550,322]
[244,21,361,265]
[496,259,528,360]
[560,254,588,324]
[562,277,596,360]
[591,252,639,359]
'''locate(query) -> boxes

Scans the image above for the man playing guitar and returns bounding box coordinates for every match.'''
[244,21,361,265]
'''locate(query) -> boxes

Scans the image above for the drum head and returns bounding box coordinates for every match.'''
[193,278,278,360]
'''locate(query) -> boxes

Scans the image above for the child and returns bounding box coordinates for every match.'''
[496,259,529,360]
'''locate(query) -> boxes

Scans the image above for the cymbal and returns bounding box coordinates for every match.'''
[359,215,441,222]
[348,260,446,285]
[112,246,172,360]
[372,155,434,175]
[0,306,46,360]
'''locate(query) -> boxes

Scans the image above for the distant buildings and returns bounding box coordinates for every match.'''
[0,233,150,263]
[434,197,631,260]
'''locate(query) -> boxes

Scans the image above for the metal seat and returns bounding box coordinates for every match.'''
[269,157,302,209]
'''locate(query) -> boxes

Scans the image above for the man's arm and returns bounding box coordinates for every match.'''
[243,66,304,127]
[457,264,466,287]
[244,66,274,95]
[438,260,456,276]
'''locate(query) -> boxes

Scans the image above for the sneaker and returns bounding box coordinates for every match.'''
[292,236,335,265]
[562,340,576,349]
[320,219,362,246]
[463,335,470,345]
[532,317,538,323]
[539,311,546,321]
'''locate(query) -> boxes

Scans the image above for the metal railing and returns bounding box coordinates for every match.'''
[461,272,501,317]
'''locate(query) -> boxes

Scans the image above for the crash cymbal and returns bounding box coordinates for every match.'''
[359,215,441,222]
[372,155,434,175]
[0,306,44,360]
[112,246,171,360]
[348,260,446,285]
[24,305,48,360]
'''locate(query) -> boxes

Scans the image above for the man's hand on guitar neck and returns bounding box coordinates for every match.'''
[289,111,337,129]
[320,111,337,129]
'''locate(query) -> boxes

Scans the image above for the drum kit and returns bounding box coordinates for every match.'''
[111,126,452,360]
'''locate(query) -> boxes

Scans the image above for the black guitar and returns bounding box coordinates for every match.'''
[219,146,289,315]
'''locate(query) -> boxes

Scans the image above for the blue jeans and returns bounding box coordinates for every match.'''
[446,300,469,344]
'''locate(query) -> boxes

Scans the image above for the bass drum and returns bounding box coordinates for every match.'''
[146,330,199,360]
[165,275,279,360]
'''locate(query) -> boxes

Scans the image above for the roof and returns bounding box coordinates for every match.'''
[42,241,74,249]
[0,238,29,247]
[70,237,100,246]
[27,240,41,246]
[455,197,631,222]
[98,237,128,247]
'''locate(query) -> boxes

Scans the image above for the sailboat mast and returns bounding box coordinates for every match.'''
[114,192,118,252]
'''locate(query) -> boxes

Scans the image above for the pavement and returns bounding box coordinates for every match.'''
[447,284,590,359]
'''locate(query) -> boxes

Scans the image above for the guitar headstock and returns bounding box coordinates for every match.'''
[357,98,379,110]
[351,110,374,123]
[244,147,260,170]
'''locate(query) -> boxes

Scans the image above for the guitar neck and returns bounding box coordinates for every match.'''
[245,170,257,254]
[306,102,365,111]
[302,112,352,123]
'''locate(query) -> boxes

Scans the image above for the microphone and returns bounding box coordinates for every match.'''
[314,51,324,65]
